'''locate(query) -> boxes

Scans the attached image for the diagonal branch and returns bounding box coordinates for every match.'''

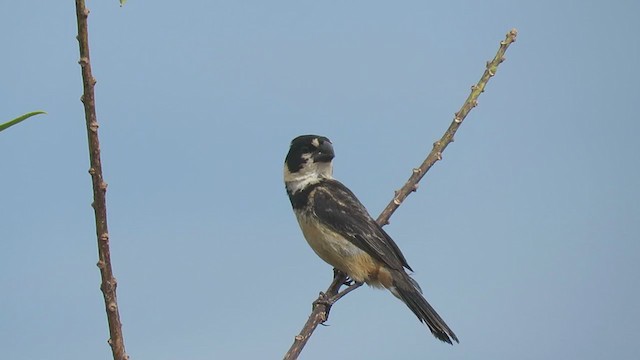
[377,28,518,225]
[283,28,518,360]
[75,1,128,359]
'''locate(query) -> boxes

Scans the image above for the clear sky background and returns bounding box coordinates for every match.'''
[2,1,639,359]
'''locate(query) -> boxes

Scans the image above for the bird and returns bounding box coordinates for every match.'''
[284,134,458,344]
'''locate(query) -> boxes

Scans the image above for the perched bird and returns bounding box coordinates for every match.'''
[284,134,458,344]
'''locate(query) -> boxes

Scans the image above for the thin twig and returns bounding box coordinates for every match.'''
[377,28,518,224]
[283,270,347,360]
[75,1,128,359]
[283,28,518,360]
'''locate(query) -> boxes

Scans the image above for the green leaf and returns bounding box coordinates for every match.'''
[0,111,47,133]
[120,0,127,6]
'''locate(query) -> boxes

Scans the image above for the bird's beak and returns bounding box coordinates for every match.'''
[314,141,335,162]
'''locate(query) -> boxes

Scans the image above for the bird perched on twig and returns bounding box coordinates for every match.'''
[283,134,458,344]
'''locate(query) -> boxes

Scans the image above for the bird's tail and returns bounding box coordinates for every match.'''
[389,271,459,344]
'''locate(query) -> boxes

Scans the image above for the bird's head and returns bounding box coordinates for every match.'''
[284,135,335,192]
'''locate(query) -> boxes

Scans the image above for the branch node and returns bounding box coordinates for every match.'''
[97,260,105,269]
[108,302,118,312]
[295,335,304,341]
[79,57,89,66]
[100,233,109,242]
[436,152,443,161]
[89,121,99,132]
[412,184,419,192]
[393,198,401,206]
[412,168,422,175]
[100,181,108,191]
[88,167,96,175]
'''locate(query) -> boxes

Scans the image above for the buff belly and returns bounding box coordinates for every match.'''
[296,213,393,288]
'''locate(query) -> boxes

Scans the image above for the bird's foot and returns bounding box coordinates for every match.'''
[313,292,333,325]
[313,291,331,308]
[342,277,355,287]
[331,268,355,287]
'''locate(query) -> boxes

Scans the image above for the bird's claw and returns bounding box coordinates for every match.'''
[331,268,354,287]
[313,292,331,308]
[313,292,333,325]
[342,277,355,287]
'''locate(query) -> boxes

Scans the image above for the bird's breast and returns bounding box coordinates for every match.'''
[295,212,383,284]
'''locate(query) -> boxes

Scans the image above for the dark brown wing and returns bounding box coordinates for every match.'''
[310,179,413,272]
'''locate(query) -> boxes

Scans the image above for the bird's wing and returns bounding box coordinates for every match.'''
[311,179,413,272]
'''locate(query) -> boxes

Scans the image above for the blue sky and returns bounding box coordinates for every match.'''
[2,1,639,359]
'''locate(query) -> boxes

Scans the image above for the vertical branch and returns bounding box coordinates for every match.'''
[75,1,128,359]
[283,28,518,360]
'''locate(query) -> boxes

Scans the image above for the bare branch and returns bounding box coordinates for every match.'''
[377,28,518,225]
[283,28,518,360]
[75,1,128,359]
[283,270,347,360]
